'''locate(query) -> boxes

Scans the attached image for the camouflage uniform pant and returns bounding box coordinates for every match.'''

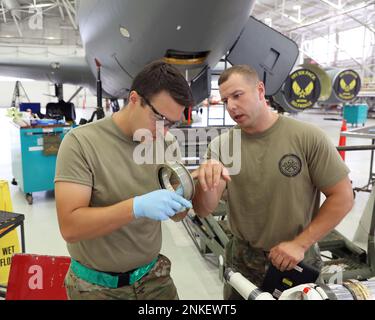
[64,254,179,300]
[223,236,323,300]
[224,236,270,300]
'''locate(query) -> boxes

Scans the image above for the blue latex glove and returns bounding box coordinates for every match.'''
[133,189,192,221]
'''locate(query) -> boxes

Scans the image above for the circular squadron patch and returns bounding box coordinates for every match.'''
[284,68,321,110]
[333,69,361,101]
[279,154,302,177]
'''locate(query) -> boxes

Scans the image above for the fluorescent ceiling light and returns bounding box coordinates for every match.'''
[264,18,272,27]
[120,26,130,38]
[0,76,35,82]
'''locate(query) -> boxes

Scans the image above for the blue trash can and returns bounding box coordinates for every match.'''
[343,104,368,127]
[10,123,73,204]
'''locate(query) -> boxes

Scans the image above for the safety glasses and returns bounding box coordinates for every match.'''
[138,93,182,129]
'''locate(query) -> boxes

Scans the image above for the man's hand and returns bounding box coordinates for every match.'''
[268,240,306,271]
[192,159,231,191]
[133,189,192,221]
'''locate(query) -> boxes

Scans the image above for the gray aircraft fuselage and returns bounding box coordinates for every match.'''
[78,0,255,98]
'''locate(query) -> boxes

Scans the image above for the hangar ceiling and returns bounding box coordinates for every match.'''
[253,1,375,75]
[0,0,80,50]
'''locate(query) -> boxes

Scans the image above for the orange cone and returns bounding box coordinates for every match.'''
[187,106,192,125]
[339,119,347,161]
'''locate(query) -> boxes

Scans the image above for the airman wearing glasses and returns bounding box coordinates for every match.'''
[55,60,194,300]
[138,93,182,130]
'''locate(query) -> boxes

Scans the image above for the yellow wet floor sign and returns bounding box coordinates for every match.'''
[0,180,21,285]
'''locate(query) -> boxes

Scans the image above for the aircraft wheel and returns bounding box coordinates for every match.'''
[26,193,33,205]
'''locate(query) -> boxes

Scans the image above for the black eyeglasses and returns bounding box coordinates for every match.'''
[138,93,182,129]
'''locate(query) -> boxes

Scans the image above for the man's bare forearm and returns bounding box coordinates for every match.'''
[294,191,354,250]
[192,180,225,217]
[58,199,135,243]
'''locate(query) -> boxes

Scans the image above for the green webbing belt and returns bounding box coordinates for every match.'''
[71,257,158,289]
[129,258,158,285]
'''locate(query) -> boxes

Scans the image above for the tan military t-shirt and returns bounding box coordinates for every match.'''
[207,115,350,251]
[55,116,181,272]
